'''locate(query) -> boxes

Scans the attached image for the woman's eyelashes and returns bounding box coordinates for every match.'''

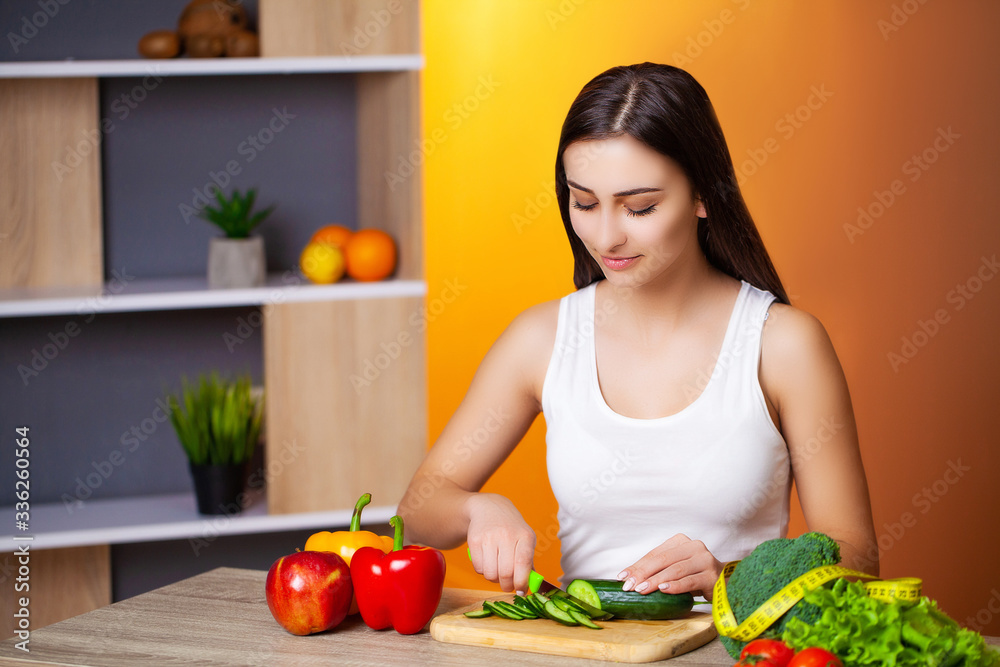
[571,200,658,217]
[625,204,657,217]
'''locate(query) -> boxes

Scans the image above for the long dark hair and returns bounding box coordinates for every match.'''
[555,63,789,304]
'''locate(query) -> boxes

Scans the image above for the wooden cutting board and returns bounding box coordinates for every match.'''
[430,595,717,663]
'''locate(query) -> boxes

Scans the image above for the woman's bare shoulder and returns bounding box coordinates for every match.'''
[508,295,562,338]
[495,295,562,361]
[762,302,833,356]
[484,295,564,401]
[760,301,845,408]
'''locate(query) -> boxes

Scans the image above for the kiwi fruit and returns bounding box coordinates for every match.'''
[138,30,181,59]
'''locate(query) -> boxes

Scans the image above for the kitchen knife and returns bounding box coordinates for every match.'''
[466,548,613,620]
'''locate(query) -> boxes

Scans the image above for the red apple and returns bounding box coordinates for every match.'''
[265,551,352,635]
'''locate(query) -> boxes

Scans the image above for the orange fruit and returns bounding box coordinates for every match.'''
[344,229,397,282]
[299,241,346,284]
[310,224,353,249]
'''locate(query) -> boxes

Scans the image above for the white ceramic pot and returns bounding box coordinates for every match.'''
[207,236,266,289]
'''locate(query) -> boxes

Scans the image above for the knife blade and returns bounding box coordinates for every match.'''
[527,570,614,620]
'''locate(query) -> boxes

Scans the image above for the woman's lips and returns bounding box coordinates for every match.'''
[601,255,639,270]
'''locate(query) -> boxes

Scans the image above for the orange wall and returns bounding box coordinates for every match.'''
[420,0,1000,633]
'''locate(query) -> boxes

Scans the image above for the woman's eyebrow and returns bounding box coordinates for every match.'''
[566,180,663,197]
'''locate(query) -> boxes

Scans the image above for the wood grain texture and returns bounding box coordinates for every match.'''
[431,595,717,663]
[259,0,420,56]
[357,70,422,280]
[0,568,764,666]
[0,545,110,641]
[0,78,103,289]
[263,296,426,514]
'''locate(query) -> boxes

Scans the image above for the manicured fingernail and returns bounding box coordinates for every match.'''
[617,570,628,581]
[622,577,635,591]
[658,582,670,591]
[516,590,525,596]
[635,581,650,593]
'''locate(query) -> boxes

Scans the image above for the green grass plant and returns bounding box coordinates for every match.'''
[167,372,263,466]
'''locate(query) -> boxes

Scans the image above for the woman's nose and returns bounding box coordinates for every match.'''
[598,209,627,250]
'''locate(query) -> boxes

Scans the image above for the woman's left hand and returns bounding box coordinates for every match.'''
[617,534,722,600]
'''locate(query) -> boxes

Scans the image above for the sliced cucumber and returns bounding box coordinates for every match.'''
[512,596,539,618]
[566,579,694,620]
[483,601,520,620]
[464,593,604,629]
[551,594,591,617]
[542,600,579,626]
[549,597,578,615]
[494,600,532,619]
[568,609,602,629]
[526,593,548,616]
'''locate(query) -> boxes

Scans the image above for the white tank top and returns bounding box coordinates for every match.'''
[542,280,790,583]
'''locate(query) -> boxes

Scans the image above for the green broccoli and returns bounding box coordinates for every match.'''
[720,532,841,658]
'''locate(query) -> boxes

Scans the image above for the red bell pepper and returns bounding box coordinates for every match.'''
[350,515,446,635]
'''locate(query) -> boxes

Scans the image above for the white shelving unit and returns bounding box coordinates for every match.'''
[0,492,395,551]
[0,276,426,318]
[0,55,423,79]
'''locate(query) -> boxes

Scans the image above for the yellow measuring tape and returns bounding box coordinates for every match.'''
[712,562,923,641]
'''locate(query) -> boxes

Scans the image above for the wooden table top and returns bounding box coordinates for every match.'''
[0,567,996,666]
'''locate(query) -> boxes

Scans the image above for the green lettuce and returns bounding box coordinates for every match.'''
[781,578,1000,667]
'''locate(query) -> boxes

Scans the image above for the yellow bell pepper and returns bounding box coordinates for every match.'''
[304,493,394,614]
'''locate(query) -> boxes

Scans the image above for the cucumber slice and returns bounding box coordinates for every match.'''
[542,600,579,626]
[512,596,539,618]
[568,609,602,629]
[549,597,578,615]
[526,593,548,616]
[566,579,694,620]
[494,600,531,619]
[464,608,493,619]
[550,594,591,616]
[483,601,520,620]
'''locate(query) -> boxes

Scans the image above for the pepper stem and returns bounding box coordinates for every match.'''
[389,515,404,551]
[350,493,372,532]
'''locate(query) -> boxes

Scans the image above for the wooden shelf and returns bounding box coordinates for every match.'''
[0,55,423,79]
[0,275,426,318]
[0,491,395,551]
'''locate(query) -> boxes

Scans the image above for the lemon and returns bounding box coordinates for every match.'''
[300,241,346,284]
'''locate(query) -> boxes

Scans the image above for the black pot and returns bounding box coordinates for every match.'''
[189,462,246,515]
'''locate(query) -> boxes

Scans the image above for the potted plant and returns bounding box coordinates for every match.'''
[200,187,274,288]
[167,372,263,515]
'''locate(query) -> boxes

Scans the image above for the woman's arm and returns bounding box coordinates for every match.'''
[397,300,558,592]
[760,304,879,575]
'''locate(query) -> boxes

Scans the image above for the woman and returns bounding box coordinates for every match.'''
[398,63,877,599]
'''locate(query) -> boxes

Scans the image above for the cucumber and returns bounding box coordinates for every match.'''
[542,600,578,626]
[549,597,581,619]
[494,600,532,619]
[568,609,602,629]
[566,579,694,620]
[483,601,520,620]
[512,596,539,618]
[550,594,595,618]
[526,593,548,616]
[463,593,600,629]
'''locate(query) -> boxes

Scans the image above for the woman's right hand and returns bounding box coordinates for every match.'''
[464,493,536,594]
